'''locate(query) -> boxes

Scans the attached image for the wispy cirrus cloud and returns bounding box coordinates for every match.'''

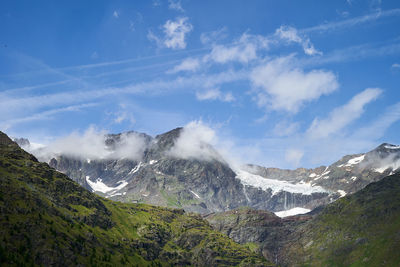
[275,25,322,55]
[0,103,98,131]
[307,88,382,139]
[168,0,184,12]
[195,88,235,102]
[303,8,400,34]
[167,57,200,73]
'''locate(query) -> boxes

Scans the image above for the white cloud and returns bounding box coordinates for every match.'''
[168,121,222,161]
[195,88,235,102]
[91,51,99,59]
[285,149,304,167]
[273,121,300,137]
[206,33,268,64]
[392,63,400,68]
[168,58,200,73]
[152,0,161,7]
[29,127,148,162]
[303,8,400,33]
[307,88,382,139]
[250,55,339,113]
[353,101,400,140]
[276,25,322,56]
[168,0,184,12]
[0,103,97,131]
[163,17,193,49]
[113,11,119,18]
[200,27,228,44]
[114,111,136,125]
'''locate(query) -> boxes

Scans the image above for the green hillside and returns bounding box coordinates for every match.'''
[0,131,270,266]
[282,172,400,266]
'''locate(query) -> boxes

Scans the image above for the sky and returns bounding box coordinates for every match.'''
[1,0,400,169]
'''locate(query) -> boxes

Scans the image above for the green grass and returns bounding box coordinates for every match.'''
[284,173,400,266]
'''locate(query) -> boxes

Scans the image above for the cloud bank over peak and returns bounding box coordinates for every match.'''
[167,121,223,161]
[27,127,148,162]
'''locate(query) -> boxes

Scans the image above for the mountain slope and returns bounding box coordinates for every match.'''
[281,172,400,266]
[206,172,400,266]
[0,131,270,266]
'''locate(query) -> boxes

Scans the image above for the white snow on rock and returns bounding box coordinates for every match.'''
[189,190,201,199]
[309,173,317,178]
[128,162,143,175]
[351,176,357,181]
[384,144,400,149]
[337,190,347,197]
[86,176,114,193]
[86,176,128,194]
[86,159,91,163]
[275,207,311,218]
[312,167,330,181]
[346,155,365,166]
[235,169,327,195]
[149,160,157,165]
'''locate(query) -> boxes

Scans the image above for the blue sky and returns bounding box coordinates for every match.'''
[1,0,400,168]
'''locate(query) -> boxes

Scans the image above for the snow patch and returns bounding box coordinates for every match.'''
[345,155,365,166]
[189,190,201,199]
[86,176,114,193]
[275,207,311,218]
[351,176,357,181]
[313,167,330,181]
[309,173,317,178]
[149,160,157,165]
[86,176,128,194]
[337,190,347,197]
[128,162,142,175]
[86,158,91,163]
[235,169,327,195]
[384,144,400,149]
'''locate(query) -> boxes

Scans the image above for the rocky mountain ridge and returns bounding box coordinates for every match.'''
[16,128,400,215]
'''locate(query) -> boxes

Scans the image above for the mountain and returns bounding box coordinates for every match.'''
[205,173,400,266]
[20,128,328,214]
[17,129,400,215]
[245,142,400,207]
[0,131,270,266]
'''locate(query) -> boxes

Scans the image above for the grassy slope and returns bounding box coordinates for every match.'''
[283,173,400,266]
[0,132,271,266]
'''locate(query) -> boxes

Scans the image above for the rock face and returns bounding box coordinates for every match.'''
[0,131,270,266]
[18,128,400,215]
[205,207,311,264]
